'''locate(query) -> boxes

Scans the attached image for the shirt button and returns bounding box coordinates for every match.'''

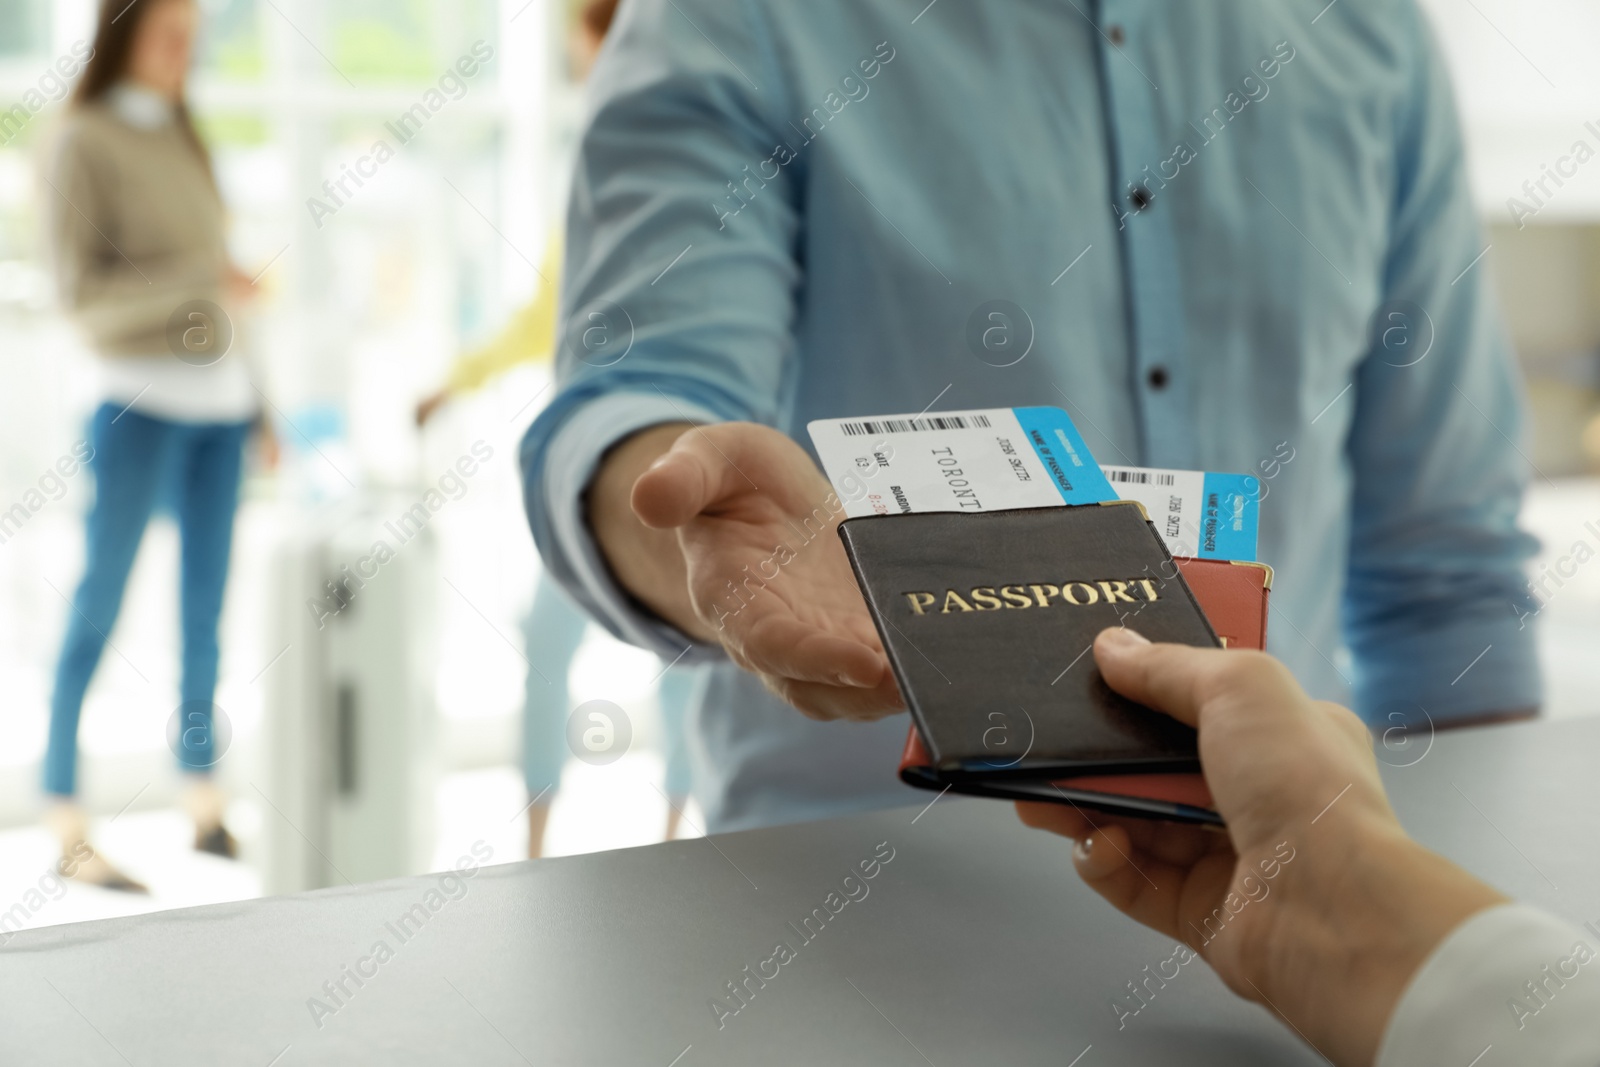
[1108,24,1126,45]
[1147,366,1169,390]
[1130,185,1153,210]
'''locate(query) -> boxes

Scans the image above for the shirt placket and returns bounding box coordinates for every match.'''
[1094,0,1195,468]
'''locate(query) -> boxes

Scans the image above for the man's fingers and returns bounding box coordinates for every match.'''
[765,673,905,721]
[735,613,886,688]
[631,432,722,528]
[632,422,836,529]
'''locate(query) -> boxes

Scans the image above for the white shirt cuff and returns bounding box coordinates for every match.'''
[1377,902,1600,1067]
[542,391,728,662]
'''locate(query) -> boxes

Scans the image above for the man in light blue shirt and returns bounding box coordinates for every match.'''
[520,0,1539,833]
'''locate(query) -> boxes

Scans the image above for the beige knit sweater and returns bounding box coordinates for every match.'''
[46,98,226,356]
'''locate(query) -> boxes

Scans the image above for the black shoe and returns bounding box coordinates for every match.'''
[95,870,151,894]
[194,823,237,859]
[63,852,149,894]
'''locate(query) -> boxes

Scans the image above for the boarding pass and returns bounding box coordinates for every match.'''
[807,406,1258,561]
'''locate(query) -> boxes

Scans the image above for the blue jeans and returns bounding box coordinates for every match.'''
[521,574,694,798]
[657,659,695,799]
[44,404,249,797]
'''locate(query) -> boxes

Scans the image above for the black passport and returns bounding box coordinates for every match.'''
[839,502,1226,824]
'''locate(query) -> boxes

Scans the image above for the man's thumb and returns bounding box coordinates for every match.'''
[632,440,721,528]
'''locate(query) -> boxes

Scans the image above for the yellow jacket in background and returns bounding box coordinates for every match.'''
[446,231,563,394]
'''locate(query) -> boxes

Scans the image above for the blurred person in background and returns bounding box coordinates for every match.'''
[41,0,269,890]
[417,0,694,857]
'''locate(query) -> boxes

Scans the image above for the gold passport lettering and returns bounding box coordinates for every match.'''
[903,578,1163,615]
[999,586,1033,608]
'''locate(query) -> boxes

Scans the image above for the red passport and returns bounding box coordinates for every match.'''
[895,556,1272,823]
[1168,557,1273,652]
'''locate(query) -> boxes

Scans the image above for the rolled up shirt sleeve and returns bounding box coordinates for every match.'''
[518,0,802,657]
[529,392,723,660]
[1377,903,1600,1067]
[1342,6,1540,724]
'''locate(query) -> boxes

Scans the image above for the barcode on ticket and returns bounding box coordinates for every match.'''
[838,414,993,436]
[1105,468,1176,487]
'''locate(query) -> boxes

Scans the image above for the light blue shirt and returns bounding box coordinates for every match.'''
[521,0,1540,832]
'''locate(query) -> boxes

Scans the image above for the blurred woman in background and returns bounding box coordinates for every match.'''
[42,0,264,890]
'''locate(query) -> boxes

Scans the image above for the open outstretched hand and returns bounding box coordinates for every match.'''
[630,422,903,721]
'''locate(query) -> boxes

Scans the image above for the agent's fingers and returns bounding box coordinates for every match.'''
[1320,699,1379,751]
[1015,801,1094,840]
[1015,803,1186,859]
[1071,824,1175,918]
[1018,803,1233,946]
[1026,801,1211,865]
[1093,628,1298,730]
[1071,824,1232,943]
[1092,628,1209,727]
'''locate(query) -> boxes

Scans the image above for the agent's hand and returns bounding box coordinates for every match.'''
[1020,629,1394,984]
[1017,628,1505,1067]
[605,421,900,721]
